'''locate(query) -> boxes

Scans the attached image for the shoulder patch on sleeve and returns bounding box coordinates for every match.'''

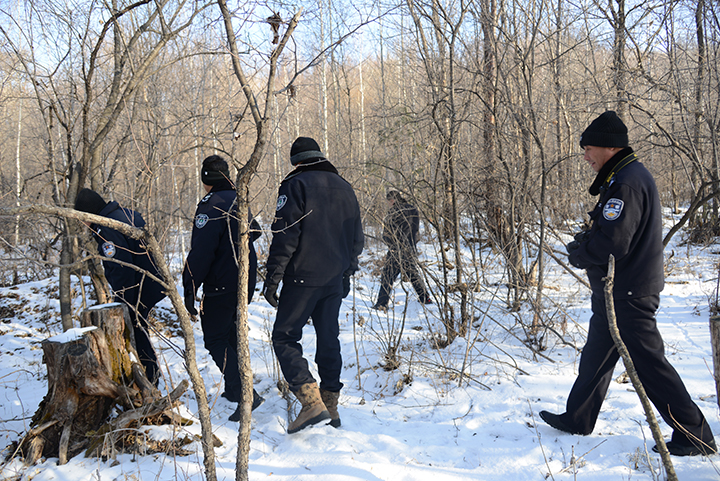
[195,213,209,229]
[276,195,287,211]
[101,242,116,258]
[603,198,624,221]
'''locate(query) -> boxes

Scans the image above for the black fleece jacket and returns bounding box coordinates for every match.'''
[265,160,364,287]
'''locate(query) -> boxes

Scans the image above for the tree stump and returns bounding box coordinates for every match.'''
[14,303,186,465]
[79,302,159,403]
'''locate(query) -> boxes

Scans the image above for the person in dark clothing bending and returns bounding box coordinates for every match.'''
[263,136,364,433]
[183,155,263,422]
[74,188,165,385]
[539,111,717,457]
[372,190,431,312]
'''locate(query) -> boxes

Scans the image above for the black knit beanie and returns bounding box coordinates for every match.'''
[579,111,629,148]
[74,188,107,214]
[290,137,325,165]
[201,155,231,185]
[386,190,406,203]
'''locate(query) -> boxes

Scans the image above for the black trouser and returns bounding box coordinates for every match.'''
[272,282,344,393]
[560,294,714,446]
[201,292,243,400]
[376,248,429,307]
[123,301,160,386]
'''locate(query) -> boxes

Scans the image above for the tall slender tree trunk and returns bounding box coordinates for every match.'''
[14,99,22,251]
[446,39,467,334]
[612,0,628,117]
[235,181,253,481]
[359,59,367,166]
[693,0,715,215]
[479,0,500,263]
[379,4,389,176]
[217,4,301,478]
[320,0,329,154]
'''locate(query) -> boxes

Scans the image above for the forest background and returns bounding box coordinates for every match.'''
[2,0,719,320]
[0,0,719,478]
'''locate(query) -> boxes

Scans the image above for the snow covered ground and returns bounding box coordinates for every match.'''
[0,222,719,481]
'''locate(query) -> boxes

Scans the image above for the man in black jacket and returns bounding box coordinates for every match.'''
[183,155,262,421]
[539,111,717,457]
[373,190,431,311]
[74,188,165,385]
[263,137,364,433]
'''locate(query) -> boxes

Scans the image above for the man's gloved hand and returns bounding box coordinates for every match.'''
[566,229,591,255]
[184,293,198,317]
[565,240,580,255]
[342,275,351,298]
[263,283,279,308]
[568,250,584,269]
[574,230,591,243]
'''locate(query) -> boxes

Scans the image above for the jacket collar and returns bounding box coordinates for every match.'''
[210,179,235,193]
[589,147,635,196]
[283,159,339,182]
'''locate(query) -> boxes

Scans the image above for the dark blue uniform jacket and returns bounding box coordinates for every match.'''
[569,148,665,299]
[182,185,259,299]
[266,161,364,287]
[92,202,165,309]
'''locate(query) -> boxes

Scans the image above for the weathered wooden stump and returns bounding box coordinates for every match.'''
[14,303,189,465]
[79,302,159,403]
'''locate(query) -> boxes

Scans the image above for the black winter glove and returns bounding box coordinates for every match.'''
[574,230,591,243]
[568,250,584,269]
[342,275,351,298]
[565,240,580,255]
[184,293,198,317]
[263,283,279,308]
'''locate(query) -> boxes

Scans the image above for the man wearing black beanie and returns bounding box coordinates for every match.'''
[539,111,717,456]
[74,188,165,385]
[182,155,263,421]
[263,136,364,433]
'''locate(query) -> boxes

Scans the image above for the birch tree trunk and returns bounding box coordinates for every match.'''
[320,0,329,154]
[14,99,22,251]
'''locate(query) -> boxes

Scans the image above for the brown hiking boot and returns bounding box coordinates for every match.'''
[320,389,341,428]
[288,383,330,434]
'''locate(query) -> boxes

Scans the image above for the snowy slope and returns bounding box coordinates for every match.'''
[0,226,718,481]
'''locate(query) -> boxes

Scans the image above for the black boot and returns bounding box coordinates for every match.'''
[653,438,717,456]
[229,390,264,422]
[539,411,584,435]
